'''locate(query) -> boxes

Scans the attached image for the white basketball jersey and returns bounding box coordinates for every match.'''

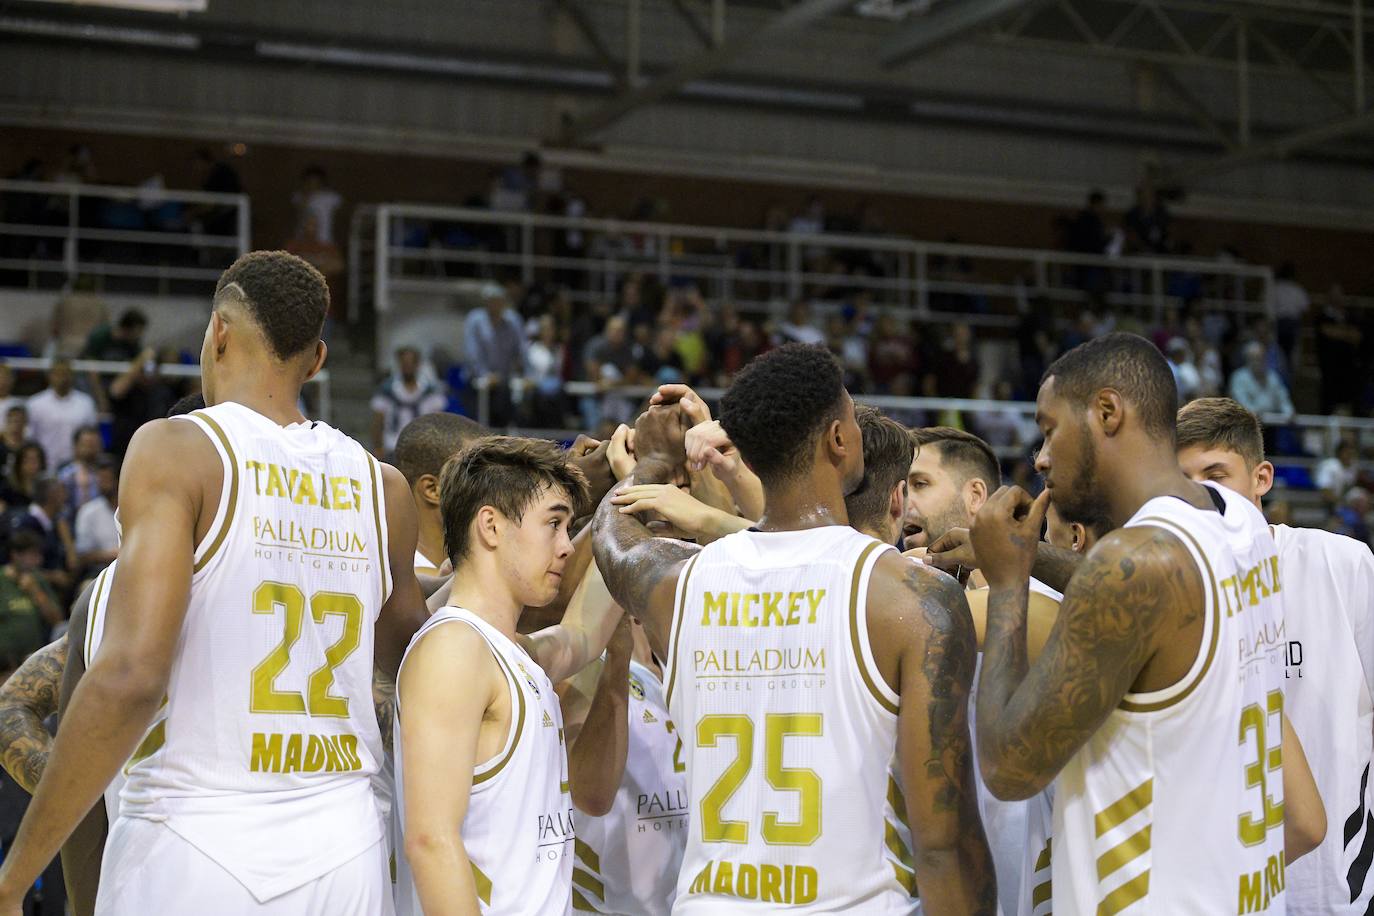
[573,659,689,916]
[1053,483,1288,914]
[82,560,124,824]
[1272,524,1374,914]
[393,608,574,916]
[665,525,915,913]
[116,402,392,902]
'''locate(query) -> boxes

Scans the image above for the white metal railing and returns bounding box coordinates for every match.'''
[354,203,1276,331]
[0,179,250,292]
[1,357,331,423]
[468,377,1374,464]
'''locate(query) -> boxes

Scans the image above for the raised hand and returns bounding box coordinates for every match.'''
[632,404,689,472]
[567,434,615,505]
[970,486,1051,591]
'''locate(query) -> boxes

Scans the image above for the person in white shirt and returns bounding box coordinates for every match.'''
[74,455,119,575]
[1178,396,1372,915]
[25,360,97,470]
[369,347,448,458]
[292,166,342,246]
[1316,441,1362,505]
[1268,262,1311,367]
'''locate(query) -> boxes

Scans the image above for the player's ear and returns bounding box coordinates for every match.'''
[474,505,501,551]
[302,340,327,382]
[418,474,441,507]
[210,309,230,356]
[1097,389,1124,436]
[887,481,905,526]
[1071,522,1088,552]
[1253,460,1275,500]
[965,476,988,514]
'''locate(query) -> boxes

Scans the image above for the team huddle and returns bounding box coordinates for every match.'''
[0,248,1368,916]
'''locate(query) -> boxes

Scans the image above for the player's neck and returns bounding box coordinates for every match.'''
[416,509,445,568]
[209,367,307,426]
[449,560,523,642]
[755,474,848,532]
[1106,455,1206,527]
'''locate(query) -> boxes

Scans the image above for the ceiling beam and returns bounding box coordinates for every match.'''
[666,0,716,47]
[1146,61,1241,150]
[1176,106,1374,180]
[551,0,628,92]
[556,0,853,143]
[879,0,1040,68]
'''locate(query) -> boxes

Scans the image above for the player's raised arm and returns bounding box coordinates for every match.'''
[0,634,66,794]
[374,461,431,681]
[592,403,698,659]
[523,556,623,685]
[560,616,632,817]
[398,620,493,916]
[971,486,1201,800]
[870,552,998,914]
[0,419,210,911]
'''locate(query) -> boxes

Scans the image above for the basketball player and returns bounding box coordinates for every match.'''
[902,426,1060,916]
[593,344,997,913]
[561,580,690,916]
[970,333,1290,912]
[0,251,431,915]
[393,436,627,915]
[1177,396,1373,914]
[393,411,487,576]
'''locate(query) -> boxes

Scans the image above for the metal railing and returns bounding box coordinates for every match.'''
[354,203,1276,330]
[1,357,332,424]
[0,179,250,292]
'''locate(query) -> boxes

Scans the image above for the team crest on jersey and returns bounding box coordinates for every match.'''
[516,661,541,698]
[628,674,646,701]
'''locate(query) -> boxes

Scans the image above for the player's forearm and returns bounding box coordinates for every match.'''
[568,648,630,817]
[407,830,482,916]
[697,505,753,544]
[60,799,108,916]
[1031,543,1082,594]
[976,586,1036,799]
[591,459,680,613]
[0,661,164,897]
[550,585,624,684]
[723,466,764,520]
[913,831,999,916]
[372,668,396,755]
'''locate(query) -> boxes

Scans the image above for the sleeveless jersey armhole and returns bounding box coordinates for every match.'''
[364,453,393,610]
[171,412,237,577]
[1119,517,1220,713]
[850,540,900,718]
[82,562,116,667]
[662,552,701,712]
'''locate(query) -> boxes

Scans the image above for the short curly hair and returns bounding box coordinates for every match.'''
[214,250,328,361]
[395,412,487,486]
[720,343,846,487]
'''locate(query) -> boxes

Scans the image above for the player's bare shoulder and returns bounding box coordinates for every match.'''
[865,549,976,693]
[120,417,225,516]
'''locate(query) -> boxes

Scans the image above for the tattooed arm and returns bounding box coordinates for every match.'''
[373,669,396,755]
[0,636,68,793]
[591,404,699,661]
[975,525,1202,800]
[870,553,997,914]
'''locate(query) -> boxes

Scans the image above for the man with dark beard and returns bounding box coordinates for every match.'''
[968,333,1294,913]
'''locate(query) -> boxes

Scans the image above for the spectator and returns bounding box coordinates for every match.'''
[0,405,25,474]
[10,475,74,594]
[105,345,183,458]
[0,530,62,668]
[935,323,979,399]
[81,308,147,363]
[189,147,243,238]
[868,314,917,393]
[581,316,640,429]
[57,425,104,518]
[637,326,686,386]
[1267,262,1309,370]
[1228,341,1294,419]
[25,360,97,470]
[0,442,44,511]
[1338,486,1372,545]
[1184,317,1223,397]
[74,455,119,575]
[1123,180,1171,253]
[285,214,345,305]
[0,366,21,422]
[1165,338,1201,403]
[976,380,1036,449]
[463,284,528,427]
[522,315,566,428]
[1315,284,1362,414]
[292,166,343,245]
[776,301,826,347]
[370,346,447,458]
[1066,189,1110,254]
[1315,441,1360,506]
